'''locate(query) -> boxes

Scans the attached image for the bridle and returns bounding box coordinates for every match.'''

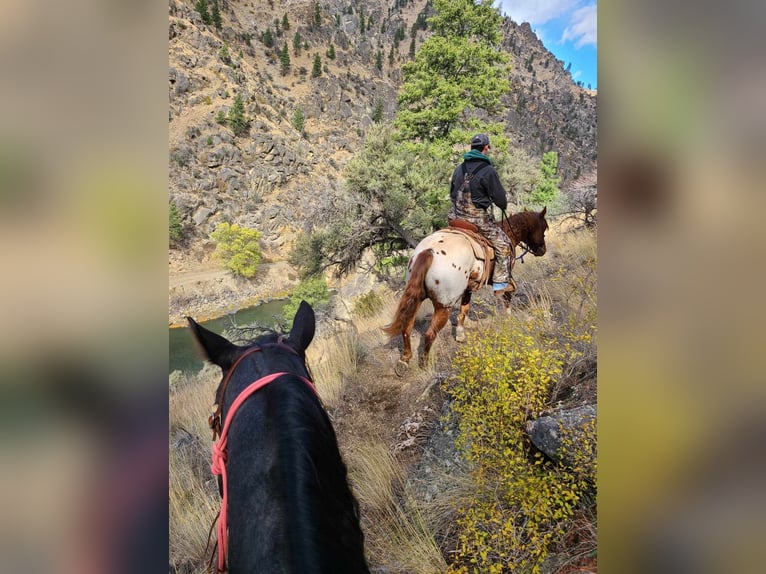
[208,338,309,441]
[206,339,318,573]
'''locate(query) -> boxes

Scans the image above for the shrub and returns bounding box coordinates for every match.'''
[169,201,183,245]
[209,222,262,278]
[353,290,384,318]
[445,309,594,573]
[282,276,330,321]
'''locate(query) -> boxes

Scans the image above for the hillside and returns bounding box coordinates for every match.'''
[168,0,597,323]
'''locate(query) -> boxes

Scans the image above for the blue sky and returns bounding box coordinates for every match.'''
[496,1,597,90]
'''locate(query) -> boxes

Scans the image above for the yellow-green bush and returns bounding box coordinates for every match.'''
[210,222,262,278]
[445,308,594,573]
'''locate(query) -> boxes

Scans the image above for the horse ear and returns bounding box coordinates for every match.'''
[540,206,547,217]
[287,300,315,354]
[186,317,239,370]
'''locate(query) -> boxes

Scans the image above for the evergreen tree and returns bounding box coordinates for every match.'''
[262,27,274,48]
[292,107,305,133]
[211,0,222,29]
[313,3,321,28]
[293,32,302,56]
[290,124,451,277]
[311,53,322,78]
[395,0,510,141]
[280,43,291,76]
[169,201,183,245]
[194,0,211,25]
[282,13,290,30]
[372,100,384,123]
[227,93,249,136]
[408,35,416,59]
[326,43,336,59]
[360,7,366,34]
[218,43,231,65]
[375,50,383,71]
[530,151,561,206]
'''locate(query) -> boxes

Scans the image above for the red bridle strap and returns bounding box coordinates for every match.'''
[210,371,317,573]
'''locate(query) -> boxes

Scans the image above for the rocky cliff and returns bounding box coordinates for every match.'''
[169,0,596,274]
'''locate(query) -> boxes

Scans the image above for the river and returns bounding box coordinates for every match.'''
[169,299,288,374]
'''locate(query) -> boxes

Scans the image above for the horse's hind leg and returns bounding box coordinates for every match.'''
[420,305,451,368]
[394,299,422,376]
[455,290,472,343]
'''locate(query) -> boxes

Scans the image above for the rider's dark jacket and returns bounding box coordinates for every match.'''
[449,150,508,212]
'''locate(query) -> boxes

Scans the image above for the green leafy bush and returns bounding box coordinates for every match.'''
[209,222,262,278]
[282,277,330,321]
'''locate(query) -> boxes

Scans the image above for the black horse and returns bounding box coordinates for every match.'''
[188,301,369,573]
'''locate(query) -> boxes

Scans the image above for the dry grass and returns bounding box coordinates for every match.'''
[348,441,448,573]
[169,367,220,573]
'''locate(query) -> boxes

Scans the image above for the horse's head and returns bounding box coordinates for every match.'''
[524,206,548,256]
[187,301,316,411]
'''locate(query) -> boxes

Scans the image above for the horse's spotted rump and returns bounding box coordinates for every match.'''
[440,250,446,255]
[435,279,440,285]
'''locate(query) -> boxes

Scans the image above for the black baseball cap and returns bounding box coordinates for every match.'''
[470,133,490,149]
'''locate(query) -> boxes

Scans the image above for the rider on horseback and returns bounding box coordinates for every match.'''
[447,133,516,296]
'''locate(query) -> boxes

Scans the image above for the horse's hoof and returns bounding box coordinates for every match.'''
[394,360,409,377]
[455,327,466,343]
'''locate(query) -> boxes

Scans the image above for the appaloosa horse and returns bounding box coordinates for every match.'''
[383,208,548,375]
[188,301,369,573]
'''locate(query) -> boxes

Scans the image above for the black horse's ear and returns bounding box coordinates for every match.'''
[540,206,547,217]
[287,301,315,354]
[186,317,239,370]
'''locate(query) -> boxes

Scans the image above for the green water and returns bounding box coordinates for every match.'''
[169,299,287,374]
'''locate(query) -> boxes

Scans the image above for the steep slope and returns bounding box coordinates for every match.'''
[168,0,597,304]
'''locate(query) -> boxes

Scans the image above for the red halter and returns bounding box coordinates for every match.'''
[210,368,317,572]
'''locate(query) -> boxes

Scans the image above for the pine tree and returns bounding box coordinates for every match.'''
[311,53,322,78]
[262,28,274,48]
[326,43,336,59]
[375,50,383,71]
[313,3,321,28]
[395,0,510,141]
[280,43,291,75]
[194,0,211,25]
[293,32,302,56]
[211,0,222,29]
[372,100,384,123]
[282,13,290,30]
[292,107,305,133]
[530,151,561,206]
[228,94,249,136]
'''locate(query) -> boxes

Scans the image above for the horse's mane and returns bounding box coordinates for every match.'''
[222,336,368,573]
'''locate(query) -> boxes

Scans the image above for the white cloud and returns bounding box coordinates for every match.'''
[497,0,577,26]
[561,5,597,48]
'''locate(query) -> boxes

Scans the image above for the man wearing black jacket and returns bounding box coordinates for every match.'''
[447,133,515,295]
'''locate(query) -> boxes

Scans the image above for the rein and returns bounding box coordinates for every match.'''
[206,342,318,573]
[500,209,533,264]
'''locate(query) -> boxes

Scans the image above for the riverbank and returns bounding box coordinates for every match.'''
[168,258,299,327]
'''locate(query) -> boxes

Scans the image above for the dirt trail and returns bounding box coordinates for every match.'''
[169,267,229,288]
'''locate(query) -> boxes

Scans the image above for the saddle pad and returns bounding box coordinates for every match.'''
[439,227,495,263]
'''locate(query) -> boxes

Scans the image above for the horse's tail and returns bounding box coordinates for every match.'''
[383,249,433,338]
